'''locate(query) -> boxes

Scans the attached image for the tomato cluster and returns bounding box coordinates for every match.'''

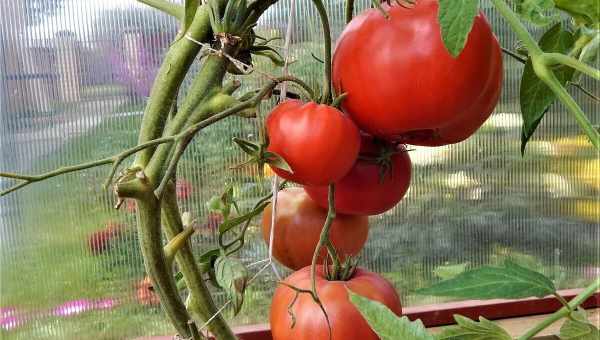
[264,1,502,338]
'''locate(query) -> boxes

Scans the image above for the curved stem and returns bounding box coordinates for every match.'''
[490,0,543,57]
[310,0,333,103]
[533,60,600,149]
[134,4,214,168]
[346,0,355,23]
[310,184,338,293]
[161,185,237,340]
[542,52,600,80]
[518,278,600,340]
[137,0,183,18]
[122,179,195,338]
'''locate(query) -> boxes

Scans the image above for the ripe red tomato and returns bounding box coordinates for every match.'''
[175,179,193,200]
[304,137,411,215]
[88,221,123,255]
[261,187,369,270]
[333,0,503,146]
[135,277,161,306]
[271,266,402,340]
[266,100,361,185]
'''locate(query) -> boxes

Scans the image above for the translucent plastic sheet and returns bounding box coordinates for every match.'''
[0,1,598,338]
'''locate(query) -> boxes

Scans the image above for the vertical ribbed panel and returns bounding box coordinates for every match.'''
[0,1,598,338]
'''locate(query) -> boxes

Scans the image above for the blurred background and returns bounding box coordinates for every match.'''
[0,0,598,339]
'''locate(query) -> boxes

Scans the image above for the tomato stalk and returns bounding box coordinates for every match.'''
[310,184,341,292]
[490,0,600,150]
[518,278,600,340]
[309,0,333,103]
[345,0,355,24]
[162,184,237,340]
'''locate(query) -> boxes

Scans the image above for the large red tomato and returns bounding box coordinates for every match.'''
[305,136,411,215]
[261,187,369,270]
[332,0,503,146]
[266,100,361,185]
[271,266,402,340]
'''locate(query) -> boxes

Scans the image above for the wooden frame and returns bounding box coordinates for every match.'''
[139,289,599,339]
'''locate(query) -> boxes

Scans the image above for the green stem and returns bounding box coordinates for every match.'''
[542,53,600,80]
[310,184,338,294]
[518,278,600,340]
[310,0,333,103]
[491,0,600,149]
[145,54,231,184]
[533,59,600,149]
[120,177,195,338]
[161,184,237,340]
[137,0,183,18]
[346,0,355,24]
[134,4,214,168]
[490,0,543,57]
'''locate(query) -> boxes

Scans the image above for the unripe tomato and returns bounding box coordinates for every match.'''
[333,0,503,146]
[305,137,411,215]
[261,187,368,270]
[266,100,361,185]
[271,266,402,340]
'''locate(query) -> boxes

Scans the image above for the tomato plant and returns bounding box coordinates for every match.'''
[261,187,369,270]
[304,136,412,215]
[266,100,361,186]
[270,265,401,340]
[1,0,598,338]
[332,0,503,146]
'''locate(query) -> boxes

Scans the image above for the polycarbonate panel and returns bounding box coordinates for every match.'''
[1,1,598,339]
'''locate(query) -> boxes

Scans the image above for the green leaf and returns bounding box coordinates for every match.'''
[250,46,286,66]
[263,151,293,173]
[434,262,470,280]
[206,185,236,219]
[554,0,600,26]
[515,0,559,26]
[232,137,260,155]
[560,319,600,340]
[437,0,479,57]
[417,260,556,300]
[520,23,575,154]
[218,200,269,234]
[348,290,434,340]
[436,315,512,340]
[214,256,249,315]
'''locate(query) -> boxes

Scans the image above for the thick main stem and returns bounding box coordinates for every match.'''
[134,4,215,168]
[121,178,195,338]
[146,53,231,184]
[518,278,600,340]
[162,184,237,340]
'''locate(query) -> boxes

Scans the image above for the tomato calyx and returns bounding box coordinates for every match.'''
[231,137,293,176]
[357,138,407,183]
[323,255,359,282]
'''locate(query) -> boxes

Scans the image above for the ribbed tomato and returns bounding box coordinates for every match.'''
[266,100,361,185]
[261,187,369,270]
[332,0,502,146]
[305,136,411,215]
[270,266,402,340]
